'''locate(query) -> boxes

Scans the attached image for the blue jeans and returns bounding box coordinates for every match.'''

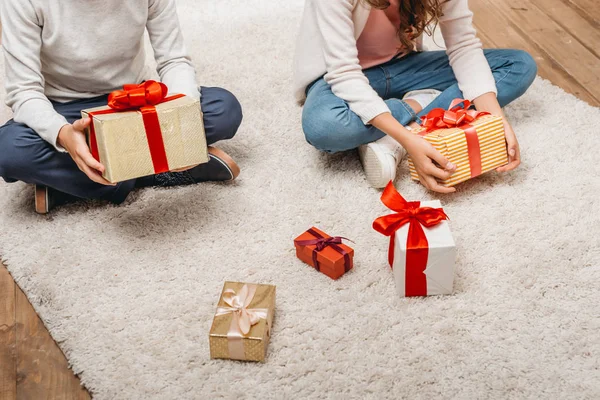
[0,86,242,203]
[302,49,537,153]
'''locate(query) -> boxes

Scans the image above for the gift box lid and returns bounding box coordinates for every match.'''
[414,114,503,141]
[392,200,455,250]
[82,95,200,121]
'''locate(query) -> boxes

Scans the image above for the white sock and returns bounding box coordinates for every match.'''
[403,89,442,110]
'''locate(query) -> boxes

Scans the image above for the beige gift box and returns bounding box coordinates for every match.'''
[82,95,208,183]
[209,282,276,362]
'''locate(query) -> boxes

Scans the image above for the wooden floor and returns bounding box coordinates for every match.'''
[0,1,598,399]
[471,0,600,106]
[0,265,91,400]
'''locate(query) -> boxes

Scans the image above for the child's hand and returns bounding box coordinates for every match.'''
[404,135,457,194]
[496,119,521,172]
[57,118,115,186]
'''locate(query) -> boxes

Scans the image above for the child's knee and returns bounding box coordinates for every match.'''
[202,87,243,141]
[216,89,242,139]
[302,106,352,153]
[516,50,538,88]
[0,123,45,179]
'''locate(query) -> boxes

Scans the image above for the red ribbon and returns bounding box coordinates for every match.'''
[87,81,185,175]
[294,229,352,273]
[419,99,490,178]
[373,182,449,297]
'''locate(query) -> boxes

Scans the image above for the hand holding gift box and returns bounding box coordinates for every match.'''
[294,227,354,280]
[408,99,508,187]
[82,80,209,183]
[209,282,276,362]
[373,182,456,297]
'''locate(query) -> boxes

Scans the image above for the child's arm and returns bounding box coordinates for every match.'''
[146,0,198,99]
[1,0,70,151]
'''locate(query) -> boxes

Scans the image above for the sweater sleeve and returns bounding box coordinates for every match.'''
[439,0,497,100]
[1,0,69,151]
[313,0,390,124]
[147,0,199,100]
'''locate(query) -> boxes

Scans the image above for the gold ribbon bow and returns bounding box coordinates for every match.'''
[215,284,269,360]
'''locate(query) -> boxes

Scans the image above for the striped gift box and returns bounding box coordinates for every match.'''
[408,115,508,187]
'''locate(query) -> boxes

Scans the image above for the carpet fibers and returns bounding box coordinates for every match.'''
[1,1,599,399]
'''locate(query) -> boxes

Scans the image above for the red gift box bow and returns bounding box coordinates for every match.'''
[419,98,492,178]
[294,228,353,273]
[373,182,448,297]
[87,80,185,175]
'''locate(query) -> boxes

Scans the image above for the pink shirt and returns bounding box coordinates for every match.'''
[356,0,413,69]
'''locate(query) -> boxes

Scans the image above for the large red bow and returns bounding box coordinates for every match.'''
[107,81,170,110]
[87,81,184,176]
[373,182,448,296]
[420,98,489,133]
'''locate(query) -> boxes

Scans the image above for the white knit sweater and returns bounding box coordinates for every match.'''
[1,0,198,150]
[293,0,497,124]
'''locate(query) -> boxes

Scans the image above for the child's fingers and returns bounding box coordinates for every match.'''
[72,117,91,131]
[81,164,114,186]
[79,148,106,174]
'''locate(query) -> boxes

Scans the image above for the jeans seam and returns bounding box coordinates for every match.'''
[493,57,514,88]
[379,66,391,98]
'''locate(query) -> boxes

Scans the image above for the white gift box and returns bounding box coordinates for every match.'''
[392,200,456,297]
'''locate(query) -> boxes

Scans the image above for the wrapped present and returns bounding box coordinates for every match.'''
[81,80,208,183]
[209,282,276,362]
[294,227,354,280]
[373,182,456,297]
[408,99,508,187]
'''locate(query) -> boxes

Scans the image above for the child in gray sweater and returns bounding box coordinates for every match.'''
[0,0,242,213]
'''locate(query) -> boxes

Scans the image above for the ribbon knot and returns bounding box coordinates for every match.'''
[420,98,489,133]
[216,284,267,335]
[313,236,343,251]
[373,182,448,296]
[108,80,169,111]
[294,229,353,274]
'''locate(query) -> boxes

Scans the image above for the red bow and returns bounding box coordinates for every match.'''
[420,98,489,133]
[108,81,170,110]
[373,182,448,296]
[87,81,184,175]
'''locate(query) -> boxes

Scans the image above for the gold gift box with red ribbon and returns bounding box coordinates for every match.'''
[81,81,209,183]
[408,99,508,187]
[209,282,276,362]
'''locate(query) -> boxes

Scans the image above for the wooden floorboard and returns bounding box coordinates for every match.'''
[15,282,91,400]
[0,266,17,400]
[565,0,600,20]
[530,0,600,59]
[472,0,600,107]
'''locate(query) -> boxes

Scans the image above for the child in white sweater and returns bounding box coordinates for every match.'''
[294,0,536,192]
[0,0,242,213]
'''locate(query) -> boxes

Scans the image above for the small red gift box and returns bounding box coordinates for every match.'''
[293,227,354,280]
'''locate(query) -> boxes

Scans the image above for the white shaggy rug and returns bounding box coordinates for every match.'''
[1,1,600,398]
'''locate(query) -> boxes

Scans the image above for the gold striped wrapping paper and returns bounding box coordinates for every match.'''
[408,115,509,187]
[82,96,209,183]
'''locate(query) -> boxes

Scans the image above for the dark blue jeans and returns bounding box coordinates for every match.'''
[0,86,242,203]
[302,49,537,153]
